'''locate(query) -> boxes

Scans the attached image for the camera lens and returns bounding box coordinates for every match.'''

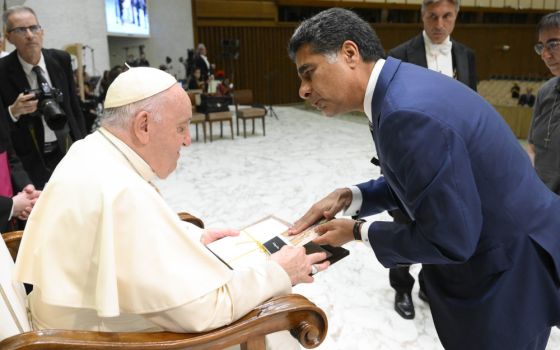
[40,99,66,130]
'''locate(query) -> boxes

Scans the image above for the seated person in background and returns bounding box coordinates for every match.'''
[216,77,233,96]
[511,82,520,98]
[13,67,328,349]
[519,87,536,107]
[187,67,205,90]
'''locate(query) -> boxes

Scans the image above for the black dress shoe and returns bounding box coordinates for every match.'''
[394,291,415,319]
[418,288,430,303]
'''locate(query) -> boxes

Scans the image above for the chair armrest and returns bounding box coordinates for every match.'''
[177,212,205,229]
[2,230,23,262]
[0,294,327,350]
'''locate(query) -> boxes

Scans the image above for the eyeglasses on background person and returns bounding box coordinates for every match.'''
[7,25,42,35]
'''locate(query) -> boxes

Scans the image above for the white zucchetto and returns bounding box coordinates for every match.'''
[104,67,177,109]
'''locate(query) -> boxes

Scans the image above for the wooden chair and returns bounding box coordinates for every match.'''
[207,111,234,142]
[233,89,266,138]
[0,212,328,350]
[188,92,207,143]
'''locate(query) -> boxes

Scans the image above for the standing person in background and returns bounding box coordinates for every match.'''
[0,6,86,189]
[519,87,536,107]
[389,0,477,91]
[194,43,214,83]
[528,11,560,194]
[386,0,477,320]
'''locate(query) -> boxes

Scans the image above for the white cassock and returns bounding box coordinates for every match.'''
[13,128,297,349]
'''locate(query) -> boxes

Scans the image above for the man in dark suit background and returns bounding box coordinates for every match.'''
[0,6,86,189]
[288,8,560,349]
[389,0,477,91]
[194,43,214,83]
[0,96,40,232]
[386,0,477,319]
[519,87,536,107]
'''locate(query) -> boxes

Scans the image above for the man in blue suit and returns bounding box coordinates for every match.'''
[288,8,560,350]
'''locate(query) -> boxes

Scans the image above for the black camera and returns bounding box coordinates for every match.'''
[24,85,66,130]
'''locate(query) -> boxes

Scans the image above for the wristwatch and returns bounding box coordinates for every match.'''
[353,219,366,241]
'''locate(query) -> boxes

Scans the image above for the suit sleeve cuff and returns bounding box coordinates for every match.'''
[8,105,19,122]
[343,186,363,216]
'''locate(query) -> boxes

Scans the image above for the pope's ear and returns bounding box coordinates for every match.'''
[132,111,150,144]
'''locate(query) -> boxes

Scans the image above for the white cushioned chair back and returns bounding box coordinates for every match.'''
[0,237,31,341]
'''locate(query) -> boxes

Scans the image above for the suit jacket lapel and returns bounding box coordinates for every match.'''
[370,57,401,142]
[407,34,428,68]
[6,52,30,95]
[369,57,415,220]
[43,50,65,91]
[451,41,469,87]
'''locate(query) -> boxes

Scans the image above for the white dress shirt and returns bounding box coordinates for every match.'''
[342,59,386,247]
[423,31,454,78]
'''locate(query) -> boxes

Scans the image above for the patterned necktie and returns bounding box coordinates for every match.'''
[32,66,49,88]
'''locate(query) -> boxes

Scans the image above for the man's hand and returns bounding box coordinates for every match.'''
[313,218,355,247]
[10,92,38,118]
[22,184,41,201]
[200,228,240,245]
[289,188,353,235]
[11,191,34,220]
[270,246,330,285]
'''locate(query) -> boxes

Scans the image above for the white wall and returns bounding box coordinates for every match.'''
[107,0,194,81]
[2,0,194,79]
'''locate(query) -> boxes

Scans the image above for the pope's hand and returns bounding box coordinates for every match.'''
[270,245,330,285]
[200,228,240,245]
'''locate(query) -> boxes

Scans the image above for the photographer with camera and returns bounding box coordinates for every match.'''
[0,6,86,189]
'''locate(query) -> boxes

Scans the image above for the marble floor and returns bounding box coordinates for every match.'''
[155,105,560,350]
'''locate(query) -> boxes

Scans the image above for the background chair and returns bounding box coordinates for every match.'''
[0,212,328,350]
[207,111,234,142]
[187,92,207,143]
[233,89,266,138]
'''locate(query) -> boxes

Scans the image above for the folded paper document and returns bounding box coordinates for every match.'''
[206,216,349,271]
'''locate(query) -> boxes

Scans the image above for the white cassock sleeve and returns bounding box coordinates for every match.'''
[143,260,291,332]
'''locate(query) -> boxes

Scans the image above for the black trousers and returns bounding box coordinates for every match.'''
[388,208,427,295]
[390,265,426,294]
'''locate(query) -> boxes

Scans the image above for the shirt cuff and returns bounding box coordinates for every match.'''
[360,221,372,249]
[9,201,14,220]
[342,186,362,217]
[8,105,19,122]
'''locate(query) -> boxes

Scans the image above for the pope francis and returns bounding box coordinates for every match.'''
[13,67,328,349]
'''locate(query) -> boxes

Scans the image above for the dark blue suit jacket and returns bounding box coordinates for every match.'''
[356,57,560,349]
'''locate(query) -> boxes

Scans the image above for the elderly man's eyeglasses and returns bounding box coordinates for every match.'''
[534,39,560,55]
[7,25,42,35]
